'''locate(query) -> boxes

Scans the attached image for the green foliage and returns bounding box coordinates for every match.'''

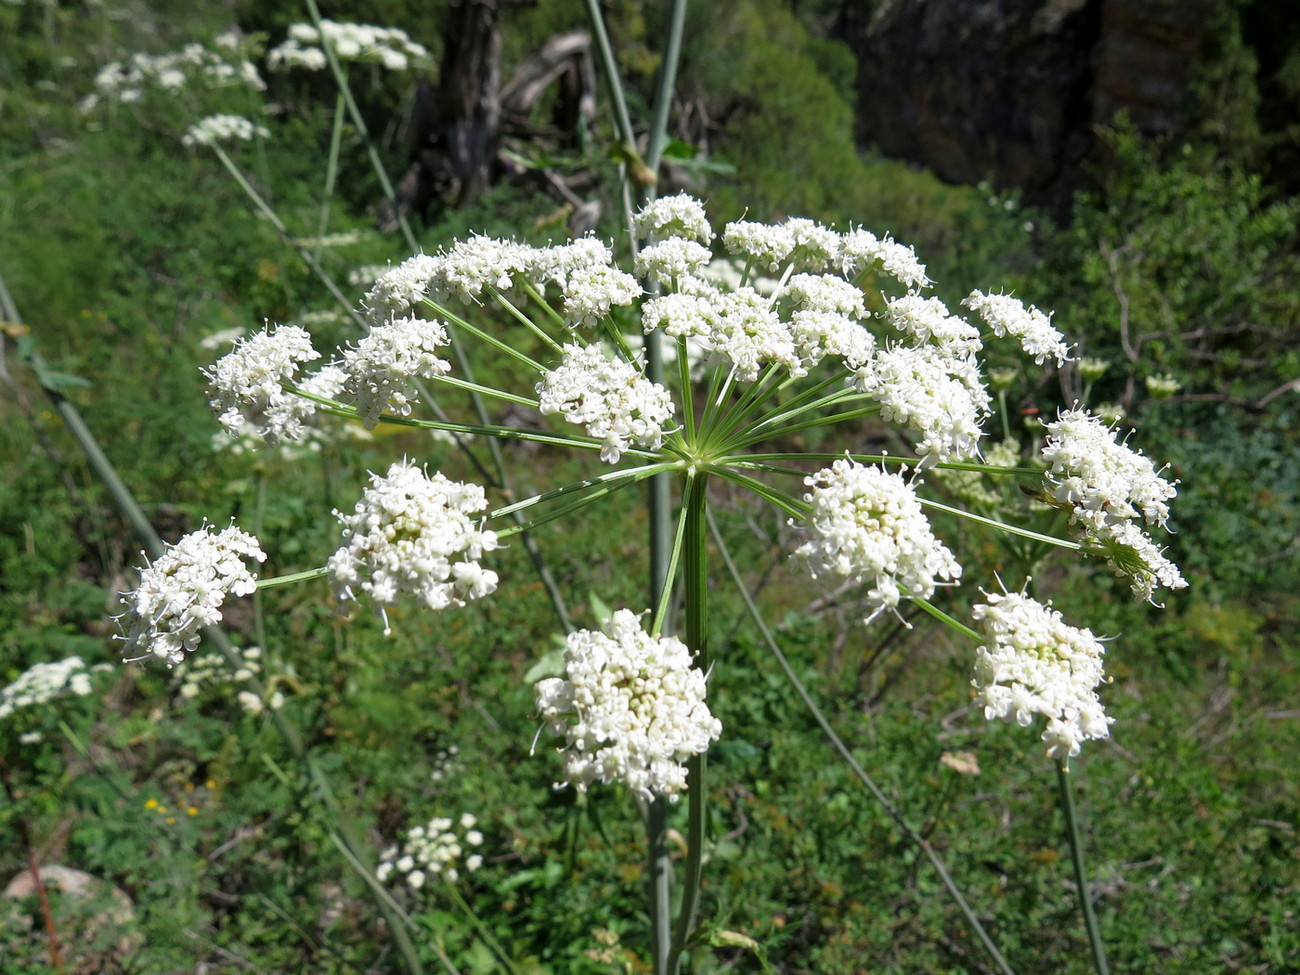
[0,1,1297,973]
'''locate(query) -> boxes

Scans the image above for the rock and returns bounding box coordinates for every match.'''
[838,0,1216,208]
[3,865,139,974]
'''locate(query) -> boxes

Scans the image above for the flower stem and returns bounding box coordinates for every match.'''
[1057,760,1111,975]
[707,508,1017,975]
[669,468,710,973]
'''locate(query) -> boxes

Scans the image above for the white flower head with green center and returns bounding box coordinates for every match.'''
[537,344,676,463]
[377,812,485,891]
[534,609,722,802]
[839,228,932,290]
[118,525,266,666]
[560,264,642,328]
[795,459,961,623]
[963,290,1072,366]
[338,317,451,428]
[327,462,499,633]
[632,193,714,244]
[205,324,323,445]
[971,588,1113,760]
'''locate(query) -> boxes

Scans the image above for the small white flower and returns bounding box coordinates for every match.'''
[534,609,722,802]
[182,114,270,147]
[205,324,322,445]
[839,229,931,289]
[338,317,451,428]
[794,460,961,623]
[632,193,713,244]
[118,525,266,666]
[327,462,499,632]
[537,344,675,463]
[561,265,642,328]
[634,238,713,282]
[707,287,800,381]
[971,589,1112,760]
[362,254,443,326]
[885,293,982,358]
[377,812,486,894]
[0,657,102,721]
[850,346,989,463]
[963,291,1071,366]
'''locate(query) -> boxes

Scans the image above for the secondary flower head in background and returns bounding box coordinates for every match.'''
[795,459,961,623]
[377,813,484,891]
[1,657,109,726]
[327,461,499,633]
[534,609,721,802]
[268,20,429,73]
[182,114,270,147]
[971,588,1113,761]
[117,524,266,666]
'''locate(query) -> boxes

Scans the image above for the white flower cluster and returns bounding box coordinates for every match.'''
[173,645,283,715]
[851,345,989,463]
[338,317,451,428]
[963,291,1072,366]
[795,459,961,623]
[840,228,932,290]
[377,813,484,890]
[560,264,642,328]
[1,657,108,724]
[268,21,429,73]
[971,590,1112,760]
[534,610,722,802]
[537,344,675,463]
[722,217,839,274]
[79,41,264,113]
[632,193,713,244]
[327,462,499,633]
[205,324,325,444]
[1041,409,1186,600]
[182,114,270,148]
[118,525,266,666]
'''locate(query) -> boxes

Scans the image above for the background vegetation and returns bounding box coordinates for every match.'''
[1,1,1296,972]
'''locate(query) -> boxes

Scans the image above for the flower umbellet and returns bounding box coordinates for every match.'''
[119,194,1185,789]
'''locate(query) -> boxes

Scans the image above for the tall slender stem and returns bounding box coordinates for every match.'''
[707,508,1017,975]
[1,278,426,975]
[1057,760,1111,975]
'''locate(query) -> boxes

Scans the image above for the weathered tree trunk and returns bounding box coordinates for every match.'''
[380,8,603,235]
[381,0,502,231]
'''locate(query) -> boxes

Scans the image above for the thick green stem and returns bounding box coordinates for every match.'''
[1057,760,1111,975]
[669,469,710,973]
[647,797,673,975]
